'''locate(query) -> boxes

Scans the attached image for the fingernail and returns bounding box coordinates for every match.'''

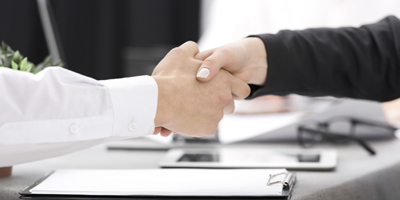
[196,68,210,78]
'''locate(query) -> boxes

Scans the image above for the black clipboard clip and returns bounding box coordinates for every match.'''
[267,172,296,189]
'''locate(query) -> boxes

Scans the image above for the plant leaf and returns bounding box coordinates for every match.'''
[26,63,33,72]
[12,51,21,63]
[20,57,27,71]
[11,60,18,70]
[3,56,10,68]
[40,56,52,68]
[0,42,63,73]
[1,41,6,53]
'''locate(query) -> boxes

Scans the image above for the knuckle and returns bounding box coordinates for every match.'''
[185,40,197,47]
[219,47,233,56]
[203,56,218,67]
[217,70,230,84]
[218,92,232,105]
[182,41,199,53]
[169,47,185,57]
[169,47,179,53]
[218,47,235,61]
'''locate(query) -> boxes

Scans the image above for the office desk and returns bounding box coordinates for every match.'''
[1,137,400,200]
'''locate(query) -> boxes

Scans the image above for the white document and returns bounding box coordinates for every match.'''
[30,169,288,196]
[218,112,304,144]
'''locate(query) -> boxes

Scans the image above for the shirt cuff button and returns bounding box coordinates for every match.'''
[70,124,79,134]
[128,120,136,132]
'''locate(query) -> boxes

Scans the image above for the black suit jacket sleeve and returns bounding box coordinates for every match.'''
[248,15,400,102]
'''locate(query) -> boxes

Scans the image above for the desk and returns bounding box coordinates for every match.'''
[1,137,400,200]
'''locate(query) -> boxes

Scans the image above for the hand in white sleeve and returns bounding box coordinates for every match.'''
[0,41,251,167]
[0,67,157,166]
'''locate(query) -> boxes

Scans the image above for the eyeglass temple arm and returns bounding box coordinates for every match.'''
[323,130,376,155]
[352,138,376,155]
[299,127,376,155]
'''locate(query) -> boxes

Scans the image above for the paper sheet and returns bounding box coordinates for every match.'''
[30,169,287,196]
[218,112,304,144]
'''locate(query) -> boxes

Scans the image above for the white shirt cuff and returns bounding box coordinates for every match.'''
[100,76,158,139]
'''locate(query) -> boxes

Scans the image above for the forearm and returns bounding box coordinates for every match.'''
[249,16,400,102]
[0,67,157,166]
[0,67,157,143]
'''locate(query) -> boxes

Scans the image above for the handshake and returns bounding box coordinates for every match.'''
[152,38,267,137]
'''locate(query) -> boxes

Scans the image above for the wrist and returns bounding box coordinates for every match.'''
[244,37,268,85]
[152,76,174,127]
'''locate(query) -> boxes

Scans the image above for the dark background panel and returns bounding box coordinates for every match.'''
[0,0,200,79]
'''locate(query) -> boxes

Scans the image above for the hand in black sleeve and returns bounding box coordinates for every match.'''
[251,15,400,102]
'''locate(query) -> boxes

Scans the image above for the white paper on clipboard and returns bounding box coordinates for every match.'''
[29,169,289,196]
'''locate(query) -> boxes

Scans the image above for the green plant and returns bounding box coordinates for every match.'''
[0,41,64,74]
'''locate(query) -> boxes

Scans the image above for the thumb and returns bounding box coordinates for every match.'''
[195,49,230,82]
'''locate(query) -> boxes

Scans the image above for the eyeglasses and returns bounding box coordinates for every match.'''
[297,116,396,155]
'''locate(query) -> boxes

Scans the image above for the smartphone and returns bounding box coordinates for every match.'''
[159,148,337,170]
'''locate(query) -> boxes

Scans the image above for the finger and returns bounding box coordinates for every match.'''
[223,99,235,114]
[194,49,214,61]
[160,128,173,137]
[229,72,251,100]
[179,41,200,57]
[195,49,232,82]
[153,127,162,135]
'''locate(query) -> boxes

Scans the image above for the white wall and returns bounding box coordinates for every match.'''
[199,0,400,50]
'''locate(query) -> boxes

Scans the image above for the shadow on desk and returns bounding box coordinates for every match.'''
[299,161,400,200]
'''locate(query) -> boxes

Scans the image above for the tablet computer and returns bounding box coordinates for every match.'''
[159,148,337,170]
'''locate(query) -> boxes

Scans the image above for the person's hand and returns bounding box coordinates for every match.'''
[195,37,268,85]
[382,98,400,128]
[152,41,250,137]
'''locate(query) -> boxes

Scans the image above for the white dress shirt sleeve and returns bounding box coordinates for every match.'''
[0,67,158,167]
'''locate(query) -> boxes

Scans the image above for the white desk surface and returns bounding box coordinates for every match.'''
[1,137,400,200]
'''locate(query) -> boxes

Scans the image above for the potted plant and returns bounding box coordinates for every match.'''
[0,42,63,177]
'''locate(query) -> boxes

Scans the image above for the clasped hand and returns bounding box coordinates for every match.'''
[152,38,267,137]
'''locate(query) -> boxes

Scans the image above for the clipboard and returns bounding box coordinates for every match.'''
[19,169,296,200]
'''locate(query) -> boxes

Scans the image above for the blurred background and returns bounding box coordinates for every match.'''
[0,0,200,80]
[1,0,400,80]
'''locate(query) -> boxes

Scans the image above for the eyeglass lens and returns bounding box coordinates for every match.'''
[298,121,324,147]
